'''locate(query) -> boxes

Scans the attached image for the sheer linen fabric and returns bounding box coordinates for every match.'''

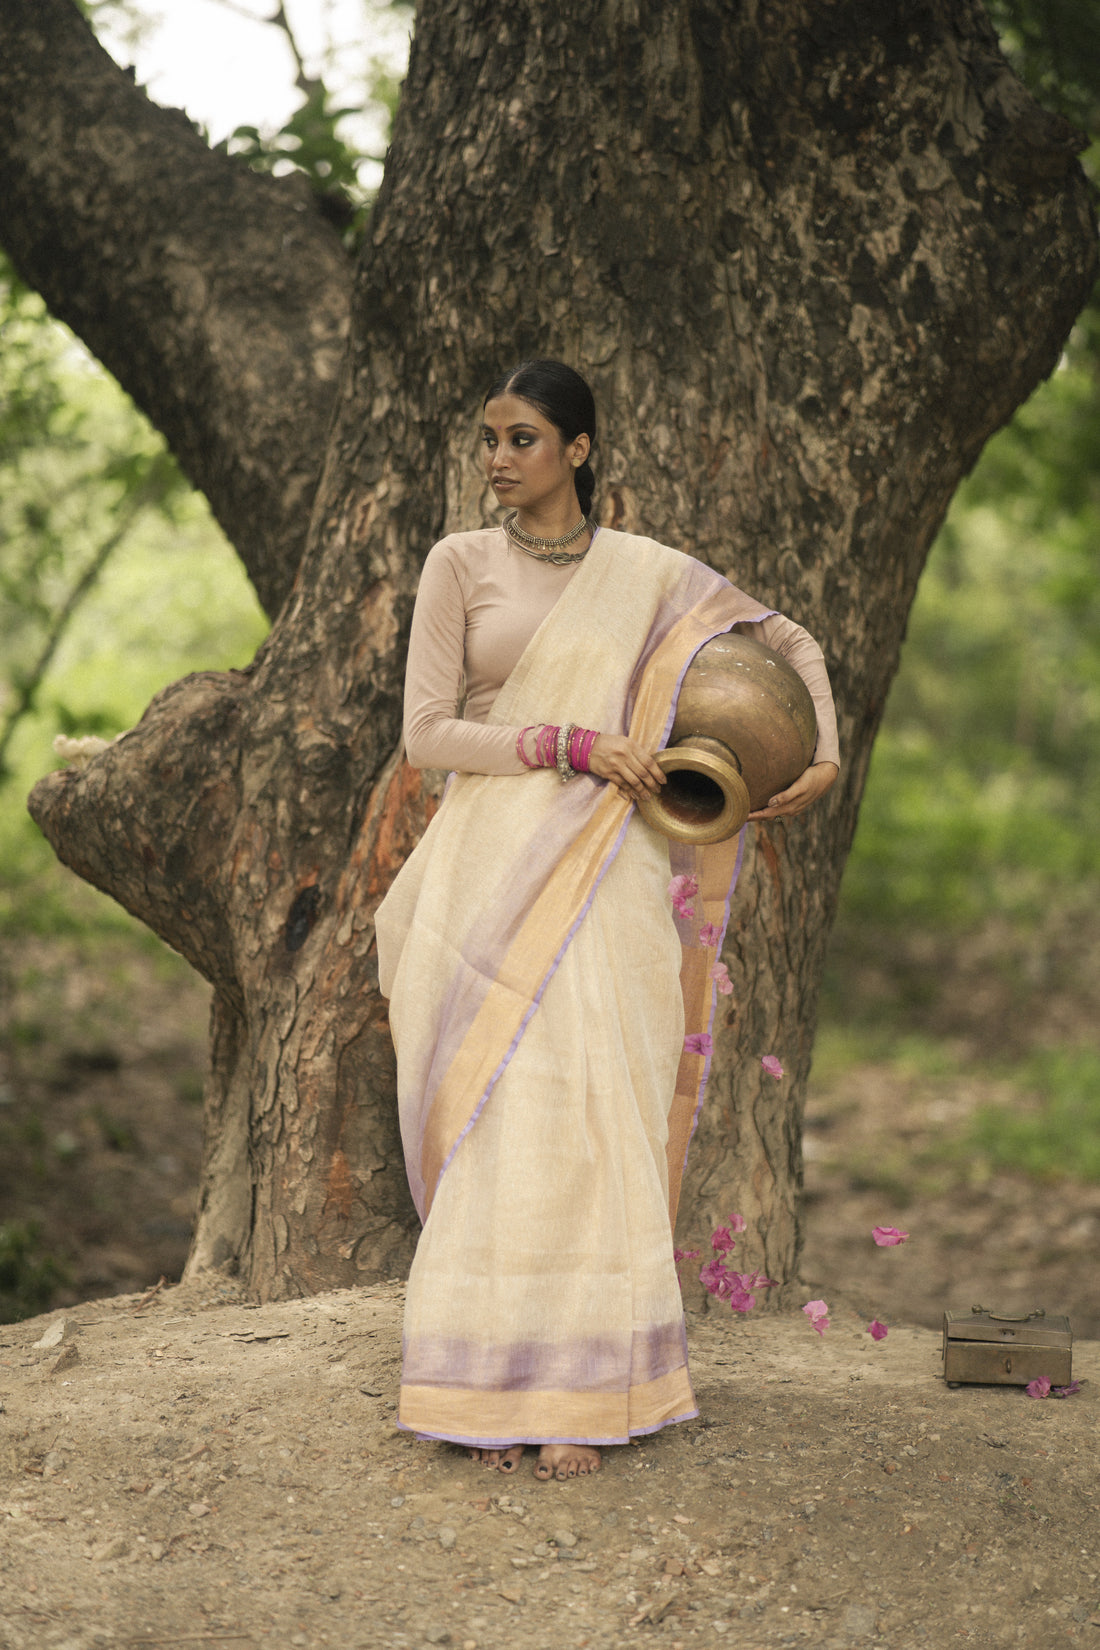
[375,529,775,1447]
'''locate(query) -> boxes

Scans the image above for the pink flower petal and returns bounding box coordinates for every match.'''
[711,1226,735,1254]
[1052,1381,1082,1398]
[672,1248,700,1264]
[727,1213,747,1235]
[699,1258,731,1298]
[683,1032,713,1057]
[802,1299,829,1328]
[871,1226,910,1247]
[710,961,734,995]
[1026,1377,1052,1399]
[761,1055,784,1080]
[810,1315,830,1336]
[867,1319,888,1342]
[698,922,722,947]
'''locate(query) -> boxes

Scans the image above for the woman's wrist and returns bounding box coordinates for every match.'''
[518,724,600,775]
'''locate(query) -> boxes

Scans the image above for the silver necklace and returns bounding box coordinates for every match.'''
[503,510,594,566]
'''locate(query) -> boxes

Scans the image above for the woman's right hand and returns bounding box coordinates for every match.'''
[587,735,666,803]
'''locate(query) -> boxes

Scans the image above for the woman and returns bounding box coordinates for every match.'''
[374,360,839,1482]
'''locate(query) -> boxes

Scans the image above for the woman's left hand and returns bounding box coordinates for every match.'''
[747,761,838,822]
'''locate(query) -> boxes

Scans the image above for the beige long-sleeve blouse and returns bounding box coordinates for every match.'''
[403,528,840,776]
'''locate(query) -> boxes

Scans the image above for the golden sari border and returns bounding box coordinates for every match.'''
[398,1364,697,1446]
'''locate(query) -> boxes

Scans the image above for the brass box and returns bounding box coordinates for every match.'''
[942,1308,1072,1388]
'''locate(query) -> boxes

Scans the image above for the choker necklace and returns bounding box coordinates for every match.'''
[503,510,594,565]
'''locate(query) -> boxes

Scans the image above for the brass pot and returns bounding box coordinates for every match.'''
[636,630,817,845]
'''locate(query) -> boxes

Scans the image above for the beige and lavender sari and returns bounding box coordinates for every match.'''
[375,529,771,1447]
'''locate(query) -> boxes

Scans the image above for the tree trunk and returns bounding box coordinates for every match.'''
[17,0,1098,1298]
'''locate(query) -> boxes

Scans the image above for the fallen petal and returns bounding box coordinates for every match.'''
[867,1319,888,1342]
[1026,1377,1052,1399]
[1052,1381,1082,1398]
[710,961,734,995]
[727,1213,747,1234]
[802,1299,829,1330]
[710,1226,735,1254]
[871,1226,910,1247]
[761,1055,784,1080]
[699,1258,731,1298]
[698,922,722,947]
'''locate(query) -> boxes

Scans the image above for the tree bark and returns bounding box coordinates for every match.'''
[0,0,352,618]
[18,0,1098,1298]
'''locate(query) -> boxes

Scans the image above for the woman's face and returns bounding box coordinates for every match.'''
[481,393,590,516]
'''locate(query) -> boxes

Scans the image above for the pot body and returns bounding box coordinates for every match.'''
[637,631,817,845]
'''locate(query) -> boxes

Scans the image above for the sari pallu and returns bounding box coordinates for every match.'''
[375,529,772,1447]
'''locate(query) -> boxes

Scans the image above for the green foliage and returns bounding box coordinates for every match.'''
[221,81,373,242]
[0,256,268,945]
[965,1046,1100,1180]
[0,1221,69,1324]
[989,0,1100,133]
[837,332,1100,932]
[210,2,414,248]
[0,258,195,783]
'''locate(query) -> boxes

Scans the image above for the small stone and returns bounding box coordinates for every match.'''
[33,1319,72,1351]
[425,1631,452,1646]
[552,1528,578,1548]
[48,1344,80,1376]
[883,1460,899,1475]
[42,1451,67,1478]
[390,1495,405,1507]
[148,1542,166,1561]
[438,1525,457,1549]
[842,1602,878,1637]
[93,1536,129,1562]
[532,1541,553,1558]
[188,1500,211,1517]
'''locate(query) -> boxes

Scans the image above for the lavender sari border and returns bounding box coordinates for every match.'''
[432,807,633,1200]
[397,1407,700,1450]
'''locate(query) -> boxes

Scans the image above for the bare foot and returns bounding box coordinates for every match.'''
[466,1445,524,1473]
[535,1443,602,1481]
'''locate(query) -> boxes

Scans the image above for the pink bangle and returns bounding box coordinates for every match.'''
[538,725,559,768]
[516,726,538,768]
[568,727,599,773]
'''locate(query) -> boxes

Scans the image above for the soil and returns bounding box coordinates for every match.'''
[1,1282,1096,1650]
[1,929,1098,1648]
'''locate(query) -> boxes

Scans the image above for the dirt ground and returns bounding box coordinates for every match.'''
[2,930,1099,1648]
[2,1280,1096,1650]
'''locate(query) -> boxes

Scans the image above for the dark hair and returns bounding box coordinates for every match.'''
[484,358,597,515]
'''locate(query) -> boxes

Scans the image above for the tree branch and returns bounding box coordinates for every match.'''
[0,0,354,617]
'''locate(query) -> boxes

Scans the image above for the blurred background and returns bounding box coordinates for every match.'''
[2,0,1098,1333]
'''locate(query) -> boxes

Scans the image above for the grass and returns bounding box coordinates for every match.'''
[964,1047,1100,1182]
